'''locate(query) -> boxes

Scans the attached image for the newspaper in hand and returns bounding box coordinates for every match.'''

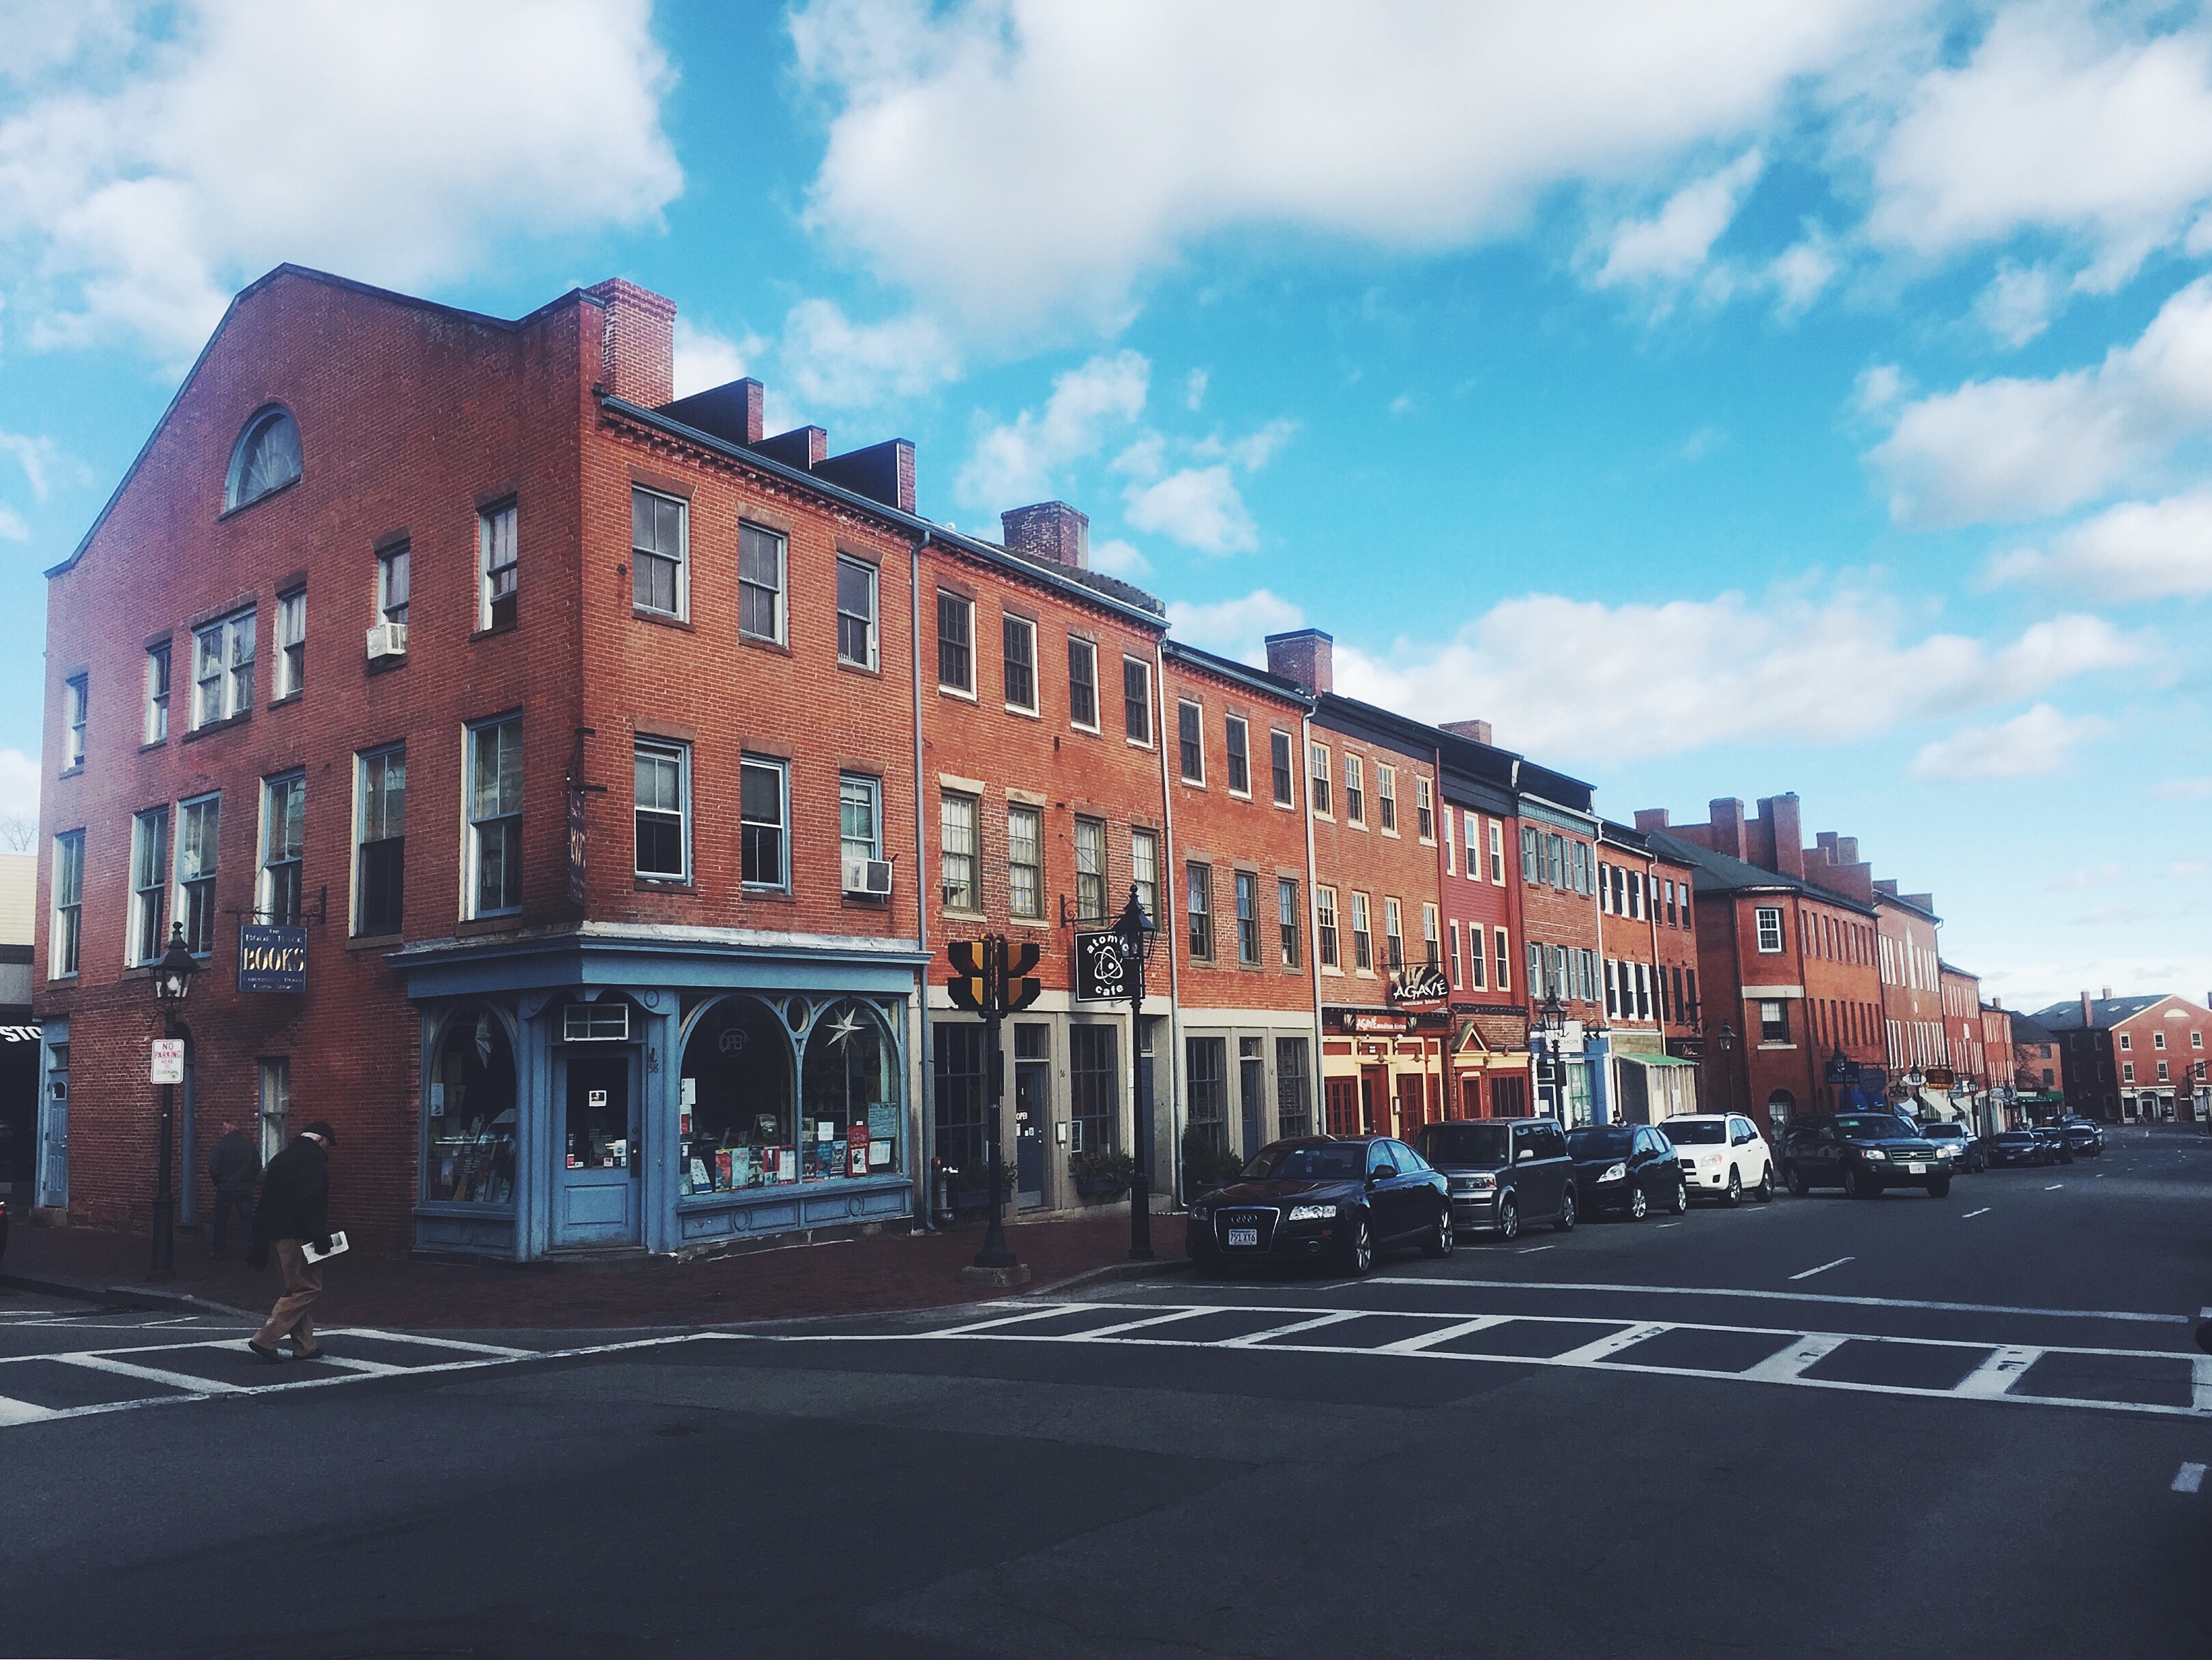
[300,1231,349,1264]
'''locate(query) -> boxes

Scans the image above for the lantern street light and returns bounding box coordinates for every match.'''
[147,924,198,1281]
[1112,886,1160,1261]
[1830,1045,1853,1111]
[1715,1021,1741,1120]
[1539,993,1568,1123]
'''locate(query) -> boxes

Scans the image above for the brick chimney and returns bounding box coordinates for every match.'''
[2101,985,2112,1002]
[1441,719,1494,746]
[1265,629,1333,693]
[1991,996,2002,1009]
[584,278,676,407]
[2081,991,2094,1025]
[1001,501,1089,568]
[1634,808,1670,833]
[1709,798,1747,860]
[1754,794,1804,878]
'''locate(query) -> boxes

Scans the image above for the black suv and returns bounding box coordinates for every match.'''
[1411,1117,1576,1240]
[1782,1111,1951,1198]
[2052,1116,2105,1156]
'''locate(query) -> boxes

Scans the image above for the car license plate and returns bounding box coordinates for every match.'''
[1228,1227,1258,1247]
[1907,1162,1926,1174]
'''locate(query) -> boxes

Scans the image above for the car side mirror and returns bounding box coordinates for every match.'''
[1515,1147,1533,1163]
[1367,1167,1388,1184]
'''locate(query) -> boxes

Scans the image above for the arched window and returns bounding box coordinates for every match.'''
[681,997,795,1193]
[427,1009,518,1204]
[225,405,301,510]
[800,999,900,1179]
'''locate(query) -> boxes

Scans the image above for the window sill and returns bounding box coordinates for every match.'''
[1226,789,1252,803]
[1004,704,1041,720]
[1125,738,1154,751]
[938,682,977,703]
[1070,722,1101,738]
[635,877,694,894]
[634,608,694,632]
[139,738,168,753]
[835,658,881,678]
[941,907,986,924]
[470,621,519,643]
[740,632,792,658]
[838,892,891,909]
[57,764,83,781]
[181,712,250,743]
[743,887,797,904]
[269,692,301,711]
[347,933,404,952]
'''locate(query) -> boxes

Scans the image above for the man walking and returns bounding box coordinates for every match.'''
[205,1119,261,1259]
[247,1122,338,1364]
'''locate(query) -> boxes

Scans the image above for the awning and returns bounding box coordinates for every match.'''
[1912,1090,1966,1121]
[1617,1053,1698,1068]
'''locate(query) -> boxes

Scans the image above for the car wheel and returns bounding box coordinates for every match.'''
[1421,1208,1454,1259]
[1786,1163,1808,1197]
[1756,1165,1775,1203]
[1343,1214,1376,1276]
[1627,1185,1649,1221]
[1496,1195,1520,1242]
[1723,1168,1743,1208]
[1929,1176,1951,1199]
[1670,1176,1690,1215]
[1842,1164,1866,1199]
[1553,1188,1577,1234]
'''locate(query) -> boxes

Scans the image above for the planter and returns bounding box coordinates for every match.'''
[950,1185,994,1213]
[1074,1176,1130,1199]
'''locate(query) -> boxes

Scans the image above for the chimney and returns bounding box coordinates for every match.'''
[658,377,765,446]
[1265,628,1333,694]
[1634,808,1670,833]
[1991,996,2002,1009]
[583,278,676,407]
[1441,719,1494,746]
[1709,798,1746,860]
[1837,836,1859,867]
[1001,501,1089,568]
[1758,793,1804,878]
[752,426,829,469]
[813,439,917,514]
[1874,879,1898,897]
[2081,991,2094,1026]
[2100,985,2112,1002]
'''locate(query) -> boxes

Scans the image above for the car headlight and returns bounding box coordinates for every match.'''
[1286,1204,1338,1222]
[1597,1161,1626,1183]
[1863,1149,1888,1161]
[1699,1152,1724,1165]
[1451,1174,1495,1192]
[1189,1206,1209,1223]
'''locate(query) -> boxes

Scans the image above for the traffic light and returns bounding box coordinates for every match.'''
[1006,941,1042,1012]
[946,940,987,1013]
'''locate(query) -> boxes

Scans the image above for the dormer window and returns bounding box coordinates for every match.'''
[225,406,301,511]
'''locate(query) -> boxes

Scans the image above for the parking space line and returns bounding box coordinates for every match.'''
[1739,1333,1848,1382]
[1516,1245,1552,1255]
[1954,1345,2041,1399]
[2044,1184,2064,1191]
[1550,1322,1670,1365]
[1376,1316,1509,1355]
[1790,1257,1854,1281]
[1962,1208,1990,1219]
[1218,1311,1364,1348]
[2177,1463,2207,1494]
[1366,1278,2190,1324]
[55,1352,246,1394]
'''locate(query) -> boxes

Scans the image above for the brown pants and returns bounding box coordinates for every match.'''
[254,1239,323,1349]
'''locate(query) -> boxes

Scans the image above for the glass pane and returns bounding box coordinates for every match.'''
[427,1012,518,1203]
[682,998,796,1191]
[799,1000,898,1180]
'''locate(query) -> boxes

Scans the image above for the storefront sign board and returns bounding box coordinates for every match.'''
[237,923,307,993]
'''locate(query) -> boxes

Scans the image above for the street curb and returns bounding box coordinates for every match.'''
[1029,1256,1193,1298]
[1,1270,265,1322]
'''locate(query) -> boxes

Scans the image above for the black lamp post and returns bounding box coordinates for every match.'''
[1113,886,1160,1261]
[1539,993,1567,1122]
[1830,1045,1851,1111]
[148,923,198,1281]
[1715,1021,1741,1119]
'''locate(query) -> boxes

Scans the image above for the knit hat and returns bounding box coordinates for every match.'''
[301,1121,338,1147]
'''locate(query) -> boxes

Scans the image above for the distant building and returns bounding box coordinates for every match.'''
[2026,991,2211,1122]
[2007,1009,2066,1116]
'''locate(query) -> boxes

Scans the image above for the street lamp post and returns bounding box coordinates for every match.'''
[1715,1021,1741,1120]
[1539,994,1567,1122]
[1113,886,1160,1262]
[148,924,198,1281]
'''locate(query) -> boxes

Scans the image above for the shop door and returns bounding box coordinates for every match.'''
[1324,1077,1359,1137]
[557,1051,640,1248]
[1014,1023,1048,1210]
[1238,1039,1266,1156]
[35,1036,66,1210]
[1359,1066,1388,1135]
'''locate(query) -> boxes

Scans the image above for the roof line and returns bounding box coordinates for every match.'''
[1160,638,1312,705]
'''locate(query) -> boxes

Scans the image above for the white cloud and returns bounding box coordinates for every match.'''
[2047,864,2126,892]
[1986,489,2212,600]
[1975,260,2059,348]
[0,746,37,819]
[954,349,1148,510]
[1328,583,2139,761]
[1869,10,2212,291]
[0,504,27,540]
[791,0,1883,334]
[779,298,960,410]
[1089,537,1151,579]
[1226,418,1297,471]
[2164,858,2212,881]
[1854,363,1906,414]
[1767,231,1837,317]
[2152,776,2212,800]
[0,0,683,358]
[1870,276,2212,526]
[1184,368,1208,411]
[0,430,74,500]
[1592,148,1763,291]
[1124,465,1256,555]
[671,319,763,399]
[1164,589,1305,664]
[1908,703,2107,781]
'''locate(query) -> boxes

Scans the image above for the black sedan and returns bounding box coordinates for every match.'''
[1566,1123,1687,1219]
[2031,1124,2076,1165]
[1984,1129,2050,1167]
[2053,1116,2106,1156]
[0,1193,8,1268]
[1186,1136,1451,1276]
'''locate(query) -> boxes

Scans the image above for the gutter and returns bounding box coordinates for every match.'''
[911,531,934,1231]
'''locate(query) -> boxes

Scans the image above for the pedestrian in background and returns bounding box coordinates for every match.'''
[247,1122,338,1364]
[205,1118,260,1259]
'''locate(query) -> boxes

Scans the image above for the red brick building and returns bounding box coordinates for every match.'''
[1595,821,1703,1123]
[2027,991,2212,1122]
[1938,962,1987,1125]
[2007,1009,2066,1116]
[1433,721,1531,1121]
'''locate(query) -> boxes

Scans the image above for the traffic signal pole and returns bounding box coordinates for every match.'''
[973,935,1018,1272]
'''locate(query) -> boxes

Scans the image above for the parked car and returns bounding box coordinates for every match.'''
[1565,1123,1687,1219]
[0,1193,8,1268]
[1412,1117,1578,1241]
[1983,1128,2049,1167]
[1780,1111,1951,1198]
[1919,1120,1984,1173]
[2053,1116,2106,1157]
[1660,1113,1775,1204]
[2031,1124,2076,1165]
[1186,1136,1451,1275]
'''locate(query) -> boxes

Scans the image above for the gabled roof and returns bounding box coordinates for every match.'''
[2007,1012,2058,1044]
[2028,994,2175,1031]
[1647,829,1877,914]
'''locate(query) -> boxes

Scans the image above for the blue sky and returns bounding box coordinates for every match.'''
[2,0,2208,1013]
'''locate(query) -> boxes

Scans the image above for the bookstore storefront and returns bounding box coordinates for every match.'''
[397,929,926,1262]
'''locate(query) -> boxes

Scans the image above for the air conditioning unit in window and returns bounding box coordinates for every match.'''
[842,856,894,898]
[366,622,408,661]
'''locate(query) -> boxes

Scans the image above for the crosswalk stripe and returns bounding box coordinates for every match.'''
[1218,1311,1366,1348]
[0,1394,56,1427]
[1954,1345,2042,1399]
[1549,1322,1671,1365]
[55,1352,244,1394]
[1739,1333,1849,1383]
[1376,1315,1510,1354]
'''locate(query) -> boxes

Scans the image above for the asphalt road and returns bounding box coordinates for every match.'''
[3,1126,2209,1659]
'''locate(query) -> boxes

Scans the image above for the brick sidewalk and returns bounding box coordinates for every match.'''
[0,1214,1188,1329]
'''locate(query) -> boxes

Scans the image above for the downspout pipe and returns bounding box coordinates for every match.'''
[911,532,934,1229]
[1153,639,1185,1210]
[1302,711,1326,1124]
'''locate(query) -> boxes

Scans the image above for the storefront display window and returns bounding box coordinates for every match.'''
[427,1010,518,1204]
[681,996,796,1195]
[799,999,900,1180]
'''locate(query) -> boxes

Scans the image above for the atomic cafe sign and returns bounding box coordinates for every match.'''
[1073,930,1132,1002]
[237,922,308,993]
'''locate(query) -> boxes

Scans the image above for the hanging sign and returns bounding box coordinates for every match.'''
[1388,963,1451,1009]
[566,785,589,907]
[1074,930,1131,1002]
[237,924,308,993]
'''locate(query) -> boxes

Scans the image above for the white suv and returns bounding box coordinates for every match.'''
[1661,1113,1775,1206]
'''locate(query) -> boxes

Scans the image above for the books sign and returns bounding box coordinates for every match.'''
[150,1038,185,1085]
[237,923,308,993]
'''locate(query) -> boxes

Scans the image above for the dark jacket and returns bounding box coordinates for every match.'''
[207,1130,261,1196]
[249,1135,329,1268]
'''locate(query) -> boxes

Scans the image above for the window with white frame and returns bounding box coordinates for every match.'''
[1235,871,1260,965]
[1449,921,1462,988]
[1075,816,1106,922]
[1003,614,1037,712]
[1067,636,1098,729]
[50,830,83,976]
[739,757,788,890]
[1271,730,1295,806]
[1383,898,1404,970]
[1490,819,1506,884]
[937,592,973,691]
[1177,700,1203,783]
[1467,922,1486,989]
[129,807,168,965]
[836,556,877,667]
[192,609,254,728]
[1316,885,1340,967]
[1186,862,1213,959]
[480,502,518,631]
[274,588,305,698]
[1278,877,1299,967]
[1007,805,1043,919]
[145,643,171,744]
[466,718,522,918]
[1123,656,1151,743]
[1494,925,1509,990]
[1416,776,1434,841]
[632,486,687,618]
[226,407,301,510]
[1309,744,1332,815]
[1225,714,1250,794]
[175,793,220,952]
[1132,828,1159,923]
[355,745,405,936]
[940,792,979,912]
[376,542,409,628]
[1344,754,1365,825]
[634,739,688,881]
[1351,892,1373,970]
[259,1057,292,1163]
[259,772,306,924]
[1376,765,1398,832]
[1422,902,1440,969]
[839,774,881,887]
[739,522,786,643]
[1754,905,1784,953]
[62,674,87,770]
